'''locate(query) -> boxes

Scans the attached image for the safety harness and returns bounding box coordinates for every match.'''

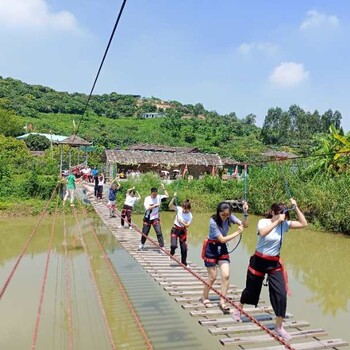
[248,250,290,295]
[201,238,230,264]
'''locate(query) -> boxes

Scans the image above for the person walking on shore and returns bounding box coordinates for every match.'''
[63,171,80,207]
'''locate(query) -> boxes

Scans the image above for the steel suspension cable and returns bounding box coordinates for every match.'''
[31,197,59,349]
[74,0,128,138]
[0,183,59,302]
[80,205,153,349]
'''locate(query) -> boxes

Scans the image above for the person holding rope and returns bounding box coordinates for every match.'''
[108,178,121,218]
[138,183,169,251]
[168,192,193,266]
[119,186,141,229]
[236,198,307,341]
[200,201,248,314]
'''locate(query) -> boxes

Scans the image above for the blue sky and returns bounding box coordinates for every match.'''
[0,0,349,131]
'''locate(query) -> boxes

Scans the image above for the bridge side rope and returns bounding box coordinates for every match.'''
[62,207,74,350]
[31,197,59,350]
[79,205,154,350]
[0,183,60,302]
[228,163,248,254]
[72,209,117,350]
[106,203,295,350]
[276,160,293,199]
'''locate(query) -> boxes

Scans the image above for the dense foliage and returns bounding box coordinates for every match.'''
[1,76,350,234]
[24,134,51,151]
[261,105,343,149]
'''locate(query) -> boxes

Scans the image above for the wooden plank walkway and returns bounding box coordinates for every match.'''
[83,185,349,350]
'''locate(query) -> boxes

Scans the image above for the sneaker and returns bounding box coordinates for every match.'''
[274,326,291,341]
[129,226,133,230]
[232,307,242,322]
[70,203,75,207]
[138,244,144,251]
[117,225,123,229]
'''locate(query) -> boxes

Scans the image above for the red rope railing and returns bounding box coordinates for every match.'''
[31,199,59,349]
[72,209,116,350]
[0,184,59,302]
[80,205,153,349]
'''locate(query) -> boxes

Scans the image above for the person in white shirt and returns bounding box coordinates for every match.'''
[168,193,193,266]
[236,198,307,341]
[96,174,105,200]
[138,184,169,250]
[119,187,141,229]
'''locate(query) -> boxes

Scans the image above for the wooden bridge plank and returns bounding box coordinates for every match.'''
[164,284,238,291]
[190,305,274,317]
[207,320,306,335]
[249,338,348,350]
[200,315,296,327]
[219,329,328,346]
[168,289,238,296]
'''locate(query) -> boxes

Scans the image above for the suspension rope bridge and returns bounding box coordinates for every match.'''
[81,183,349,350]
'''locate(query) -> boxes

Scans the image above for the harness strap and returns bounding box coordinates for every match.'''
[254,251,290,295]
[255,251,280,261]
[171,225,187,241]
[143,219,160,226]
[248,266,264,277]
[201,238,229,263]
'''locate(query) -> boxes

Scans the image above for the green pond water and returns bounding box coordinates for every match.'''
[0,211,349,349]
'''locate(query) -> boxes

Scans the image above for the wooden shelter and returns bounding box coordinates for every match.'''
[128,144,200,153]
[262,150,298,160]
[105,145,238,179]
[58,135,92,174]
[59,135,92,147]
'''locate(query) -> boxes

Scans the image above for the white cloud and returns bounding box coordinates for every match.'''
[269,62,309,87]
[0,0,80,32]
[237,42,278,55]
[300,10,339,31]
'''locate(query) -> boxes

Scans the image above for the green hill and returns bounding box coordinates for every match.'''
[0,76,263,161]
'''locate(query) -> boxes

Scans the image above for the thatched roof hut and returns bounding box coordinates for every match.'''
[105,146,239,179]
[105,149,223,167]
[262,151,297,160]
[127,144,199,153]
[59,135,91,147]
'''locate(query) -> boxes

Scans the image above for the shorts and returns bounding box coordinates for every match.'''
[108,200,116,207]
